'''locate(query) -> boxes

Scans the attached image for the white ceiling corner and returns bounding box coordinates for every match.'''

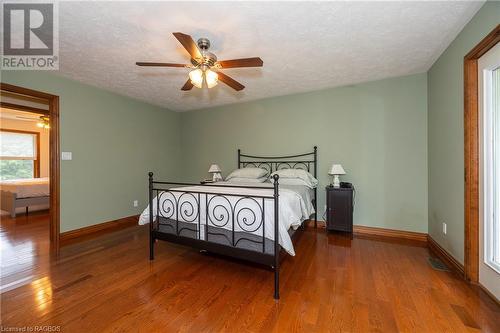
[56,1,485,112]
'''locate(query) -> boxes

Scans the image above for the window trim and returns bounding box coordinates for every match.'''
[482,65,500,274]
[0,128,40,178]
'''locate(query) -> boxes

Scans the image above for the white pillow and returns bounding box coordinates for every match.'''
[269,169,318,188]
[226,167,268,180]
[226,177,268,183]
[270,178,314,187]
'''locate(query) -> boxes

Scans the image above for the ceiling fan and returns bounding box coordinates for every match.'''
[136,32,263,91]
[36,116,50,129]
[3,113,50,128]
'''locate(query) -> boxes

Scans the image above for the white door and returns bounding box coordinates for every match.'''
[479,41,500,300]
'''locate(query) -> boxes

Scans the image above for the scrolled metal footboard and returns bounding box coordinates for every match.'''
[148,172,281,299]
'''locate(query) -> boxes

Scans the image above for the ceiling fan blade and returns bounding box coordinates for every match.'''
[217,57,263,68]
[181,79,194,91]
[15,116,38,120]
[218,72,245,91]
[172,32,202,60]
[136,62,186,67]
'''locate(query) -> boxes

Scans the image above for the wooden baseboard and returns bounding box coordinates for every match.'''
[353,225,428,246]
[60,215,139,245]
[478,283,500,307]
[306,220,427,246]
[427,235,465,278]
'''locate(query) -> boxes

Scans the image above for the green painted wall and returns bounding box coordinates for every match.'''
[1,71,182,232]
[9,2,494,240]
[180,73,428,233]
[427,2,499,264]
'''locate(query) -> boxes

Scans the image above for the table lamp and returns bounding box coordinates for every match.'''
[208,164,222,182]
[328,164,346,188]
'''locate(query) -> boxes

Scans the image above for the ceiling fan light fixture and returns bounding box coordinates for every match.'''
[136,32,263,91]
[37,116,50,129]
[189,68,203,88]
[205,69,218,88]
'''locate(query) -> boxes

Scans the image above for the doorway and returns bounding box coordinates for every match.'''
[0,83,60,252]
[464,25,500,301]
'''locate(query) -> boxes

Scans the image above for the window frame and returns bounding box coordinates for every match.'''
[0,128,40,178]
[482,64,500,274]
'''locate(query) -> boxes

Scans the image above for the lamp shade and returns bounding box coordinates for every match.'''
[208,164,221,173]
[205,69,218,88]
[189,69,203,88]
[328,164,346,175]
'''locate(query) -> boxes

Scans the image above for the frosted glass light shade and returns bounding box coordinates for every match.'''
[189,68,203,88]
[205,69,218,88]
[208,164,221,173]
[328,164,346,175]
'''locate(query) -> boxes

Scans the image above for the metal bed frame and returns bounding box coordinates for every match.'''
[148,146,317,299]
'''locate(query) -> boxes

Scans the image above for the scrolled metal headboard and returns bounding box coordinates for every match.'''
[238,146,318,226]
[238,146,318,179]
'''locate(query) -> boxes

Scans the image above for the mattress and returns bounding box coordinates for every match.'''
[139,182,315,256]
[0,177,50,198]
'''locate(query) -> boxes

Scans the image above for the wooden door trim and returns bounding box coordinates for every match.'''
[1,90,50,105]
[464,24,500,283]
[0,82,60,253]
[0,101,49,115]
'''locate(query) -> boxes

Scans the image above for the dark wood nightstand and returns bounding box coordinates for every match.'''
[326,184,354,234]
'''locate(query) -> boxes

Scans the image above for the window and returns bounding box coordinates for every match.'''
[484,65,500,272]
[492,66,500,269]
[0,130,39,180]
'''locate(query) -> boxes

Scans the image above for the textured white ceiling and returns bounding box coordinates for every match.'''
[57,1,484,111]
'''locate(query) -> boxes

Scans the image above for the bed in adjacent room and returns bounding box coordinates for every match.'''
[0,177,50,217]
[140,147,318,299]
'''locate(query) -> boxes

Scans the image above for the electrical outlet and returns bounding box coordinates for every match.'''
[133,200,138,207]
[61,151,72,160]
[442,222,447,235]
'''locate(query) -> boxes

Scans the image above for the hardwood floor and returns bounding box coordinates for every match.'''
[1,213,499,332]
[1,210,51,292]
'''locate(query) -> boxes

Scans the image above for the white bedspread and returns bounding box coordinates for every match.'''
[0,177,50,198]
[139,182,315,256]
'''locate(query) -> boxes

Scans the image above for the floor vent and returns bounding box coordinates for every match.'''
[428,256,450,271]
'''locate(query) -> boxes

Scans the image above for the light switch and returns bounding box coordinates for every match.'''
[61,152,72,160]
